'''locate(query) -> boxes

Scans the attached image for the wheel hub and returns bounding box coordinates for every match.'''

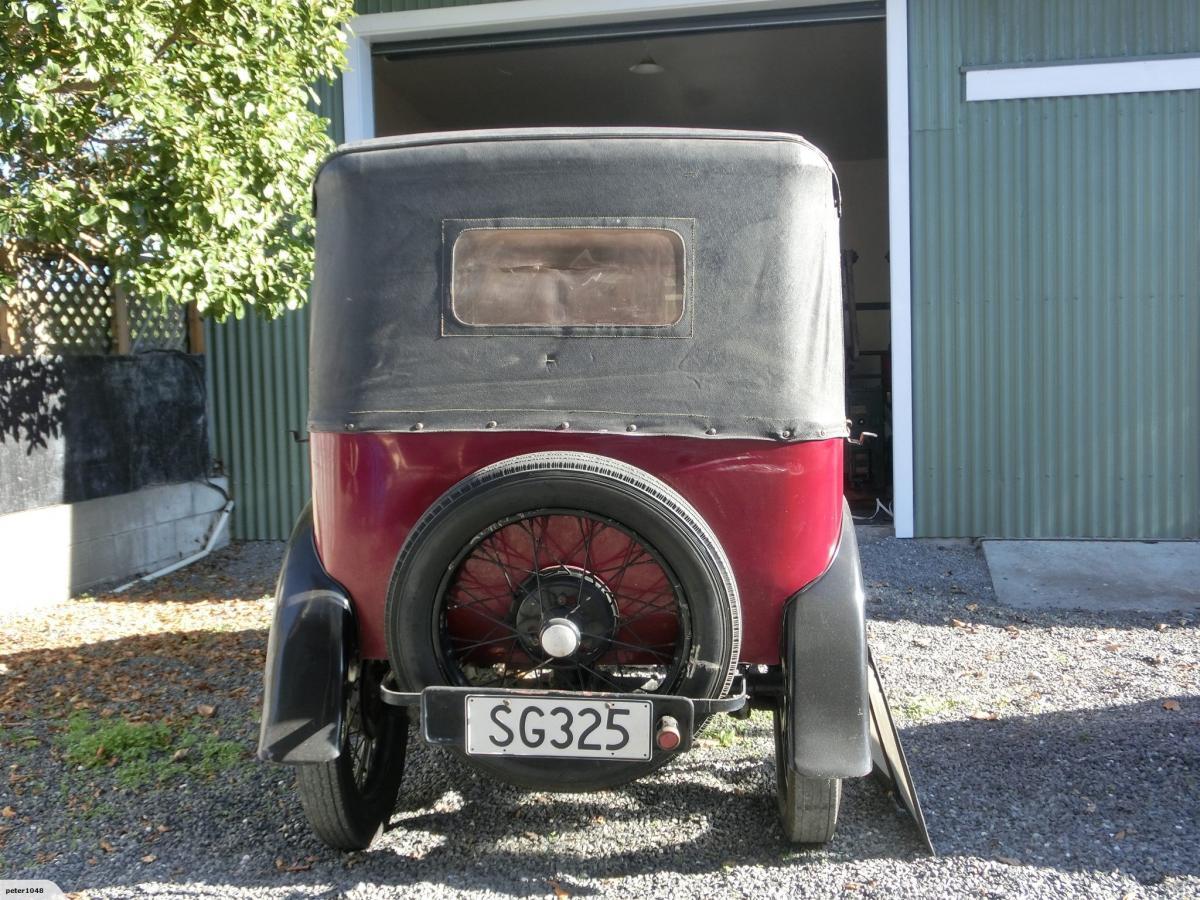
[514,566,617,663]
[539,617,581,658]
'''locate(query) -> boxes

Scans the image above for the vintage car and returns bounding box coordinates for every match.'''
[257,127,926,852]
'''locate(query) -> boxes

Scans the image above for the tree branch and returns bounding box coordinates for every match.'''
[1,238,102,277]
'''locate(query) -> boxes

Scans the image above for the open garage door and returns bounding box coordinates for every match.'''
[369,8,894,515]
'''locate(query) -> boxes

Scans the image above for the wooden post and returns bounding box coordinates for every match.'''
[186,301,205,354]
[0,303,14,354]
[110,282,131,354]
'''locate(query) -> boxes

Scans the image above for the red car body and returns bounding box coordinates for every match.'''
[313,431,844,664]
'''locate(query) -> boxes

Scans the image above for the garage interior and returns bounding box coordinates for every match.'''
[371,15,893,512]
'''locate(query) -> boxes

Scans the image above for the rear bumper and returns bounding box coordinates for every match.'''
[379,679,749,755]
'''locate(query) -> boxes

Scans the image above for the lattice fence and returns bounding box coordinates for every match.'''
[129,297,189,353]
[1,256,192,356]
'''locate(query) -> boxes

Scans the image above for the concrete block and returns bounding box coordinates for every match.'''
[191,478,230,517]
[151,482,197,526]
[0,479,233,616]
[68,535,120,591]
[0,504,72,611]
[71,488,146,537]
[984,540,1200,614]
[173,516,209,556]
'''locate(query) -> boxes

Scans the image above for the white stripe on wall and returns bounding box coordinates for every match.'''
[965,55,1200,102]
[885,0,914,537]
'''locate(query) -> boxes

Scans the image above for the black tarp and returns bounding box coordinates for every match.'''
[0,353,207,515]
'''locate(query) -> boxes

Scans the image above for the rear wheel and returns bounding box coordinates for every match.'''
[773,704,841,844]
[296,661,408,850]
[385,451,741,791]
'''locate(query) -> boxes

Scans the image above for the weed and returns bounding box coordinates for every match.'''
[177,729,247,777]
[64,713,174,788]
[698,708,775,747]
[79,800,119,822]
[896,695,961,722]
[60,713,248,789]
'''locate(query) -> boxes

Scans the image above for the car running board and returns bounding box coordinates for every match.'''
[867,648,935,855]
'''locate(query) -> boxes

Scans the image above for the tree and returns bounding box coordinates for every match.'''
[0,0,352,320]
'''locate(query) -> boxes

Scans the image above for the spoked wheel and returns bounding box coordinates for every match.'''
[438,511,691,695]
[386,451,741,791]
[773,700,841,844]
[296,661,408,850]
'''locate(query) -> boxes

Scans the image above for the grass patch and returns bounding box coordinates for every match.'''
[178,729,246,777]
[896,695,961,722]
[699,709,774,747]
[62,713,247,789]
[0,725,41,752]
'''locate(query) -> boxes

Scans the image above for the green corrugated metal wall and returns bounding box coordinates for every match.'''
[910,0,1200,537]
[204,306,312,540]
[207,0,513,539]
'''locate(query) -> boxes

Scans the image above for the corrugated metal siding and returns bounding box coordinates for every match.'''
[910,0,1200,537]
[205,309,312,540]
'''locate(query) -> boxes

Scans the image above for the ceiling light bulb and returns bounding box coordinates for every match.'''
[629,56,664,75]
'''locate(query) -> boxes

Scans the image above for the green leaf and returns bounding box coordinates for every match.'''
[2,0,355,320]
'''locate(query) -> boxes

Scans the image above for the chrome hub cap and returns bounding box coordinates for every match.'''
[539,617,582,658]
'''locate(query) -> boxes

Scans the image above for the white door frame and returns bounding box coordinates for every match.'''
[341,0,916,537]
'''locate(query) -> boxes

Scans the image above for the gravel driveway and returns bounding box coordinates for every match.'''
[1,528,1196,898]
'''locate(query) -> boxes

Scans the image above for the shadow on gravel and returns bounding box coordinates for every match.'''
[907,696,1200,883]
[4,581,1195,895]
[9,691,1198,894]
[0,627,267,724]
[857,525,1196,633]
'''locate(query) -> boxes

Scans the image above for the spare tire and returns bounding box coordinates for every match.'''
[385,451,741,790]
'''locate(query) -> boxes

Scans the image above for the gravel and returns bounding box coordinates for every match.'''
[1,529,1197,899]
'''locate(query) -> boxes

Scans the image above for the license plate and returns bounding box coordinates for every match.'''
[465,695,653,760]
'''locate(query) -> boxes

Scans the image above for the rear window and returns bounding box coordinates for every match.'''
[450,227,686,328]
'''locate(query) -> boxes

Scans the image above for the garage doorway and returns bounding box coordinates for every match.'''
[369,12,893,513]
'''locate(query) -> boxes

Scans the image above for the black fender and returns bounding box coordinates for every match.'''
[781,500,872,778]
[257,504,355,764]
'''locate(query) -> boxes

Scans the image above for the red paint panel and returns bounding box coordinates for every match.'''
[311,432,844,664]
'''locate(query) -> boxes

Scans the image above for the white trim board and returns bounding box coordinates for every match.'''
[965,55,1200,102]
[348,0,848,41]
[342,0,871,141]
[342,0,917,538]
[885,0,913,537]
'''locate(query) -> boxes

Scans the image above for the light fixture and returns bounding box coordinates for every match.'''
[629,55,665,76]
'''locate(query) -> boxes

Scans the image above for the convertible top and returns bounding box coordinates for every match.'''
[308,127,847,442]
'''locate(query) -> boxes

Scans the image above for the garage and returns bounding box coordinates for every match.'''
[205,0,1200,542]
[368,7,896,516]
